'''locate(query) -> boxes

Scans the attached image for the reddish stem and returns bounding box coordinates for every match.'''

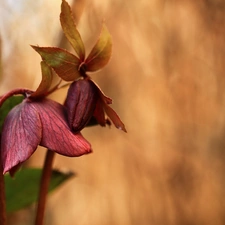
[35,150,55,225]
[0,139,6,225]
[0,88,33,108]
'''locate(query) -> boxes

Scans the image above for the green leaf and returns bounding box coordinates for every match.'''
[85,25,112,72]
[5,168,74,213]
[30,61,53,98]
[31,46,81,81]
[0,96,24,133]
[60,0,85,60]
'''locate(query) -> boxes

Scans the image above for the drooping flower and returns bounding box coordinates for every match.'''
[1,97,91,174]
[0,61,91,175]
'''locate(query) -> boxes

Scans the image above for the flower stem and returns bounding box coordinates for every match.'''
[0,88,33,108]
[35,150,55,225]
[0,138,6,225]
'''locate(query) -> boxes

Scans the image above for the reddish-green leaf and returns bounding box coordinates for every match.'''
[93,99,107,126]
[30,61,53,98]
[60,0,85,60]
[85,24,112,72]
[31,46,81,81]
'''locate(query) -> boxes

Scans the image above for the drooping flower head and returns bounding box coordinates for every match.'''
[0,61,91,175]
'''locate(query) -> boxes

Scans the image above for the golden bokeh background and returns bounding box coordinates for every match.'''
[1,0,225,224]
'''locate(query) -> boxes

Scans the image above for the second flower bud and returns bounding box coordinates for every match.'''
[65,79,98,132]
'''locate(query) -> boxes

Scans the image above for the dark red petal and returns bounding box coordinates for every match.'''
[93,99,107,126]
[87,79,110,126]
[65,79,98,131]
[89,79,112,104]
[1,100,42,174]
[89,80,126,132]
[33,99,92,156]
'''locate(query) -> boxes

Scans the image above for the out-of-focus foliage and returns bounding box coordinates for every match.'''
[5,168,74,212]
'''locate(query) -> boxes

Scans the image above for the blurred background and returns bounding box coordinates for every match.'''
[1,0,225,224]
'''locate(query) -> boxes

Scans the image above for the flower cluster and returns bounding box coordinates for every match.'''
[0,0,126,175]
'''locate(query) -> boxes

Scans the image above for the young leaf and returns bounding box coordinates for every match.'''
[85,24,112,72]
[30,61,53,98]
[5,168,74,212]
[60,0,85,60]
[31,46,81,81]
[0,96,24,133]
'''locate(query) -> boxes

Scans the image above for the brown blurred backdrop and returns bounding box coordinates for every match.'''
[1,0,225,224]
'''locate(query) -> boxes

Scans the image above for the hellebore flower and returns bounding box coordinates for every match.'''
[65,78,127,132]
[1,96,91,175]
[0,60,92,175]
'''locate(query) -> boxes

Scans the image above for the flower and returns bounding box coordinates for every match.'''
[65,78,127,132]
[1,97,91,174]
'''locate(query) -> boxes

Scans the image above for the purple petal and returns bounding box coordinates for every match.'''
[1,100,42,174]
[65,79,98,131]
[32,99,92,156]
[89,79,112,104]
[93,99,107,126]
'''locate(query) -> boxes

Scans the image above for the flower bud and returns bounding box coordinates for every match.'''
[65,79,98,132]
